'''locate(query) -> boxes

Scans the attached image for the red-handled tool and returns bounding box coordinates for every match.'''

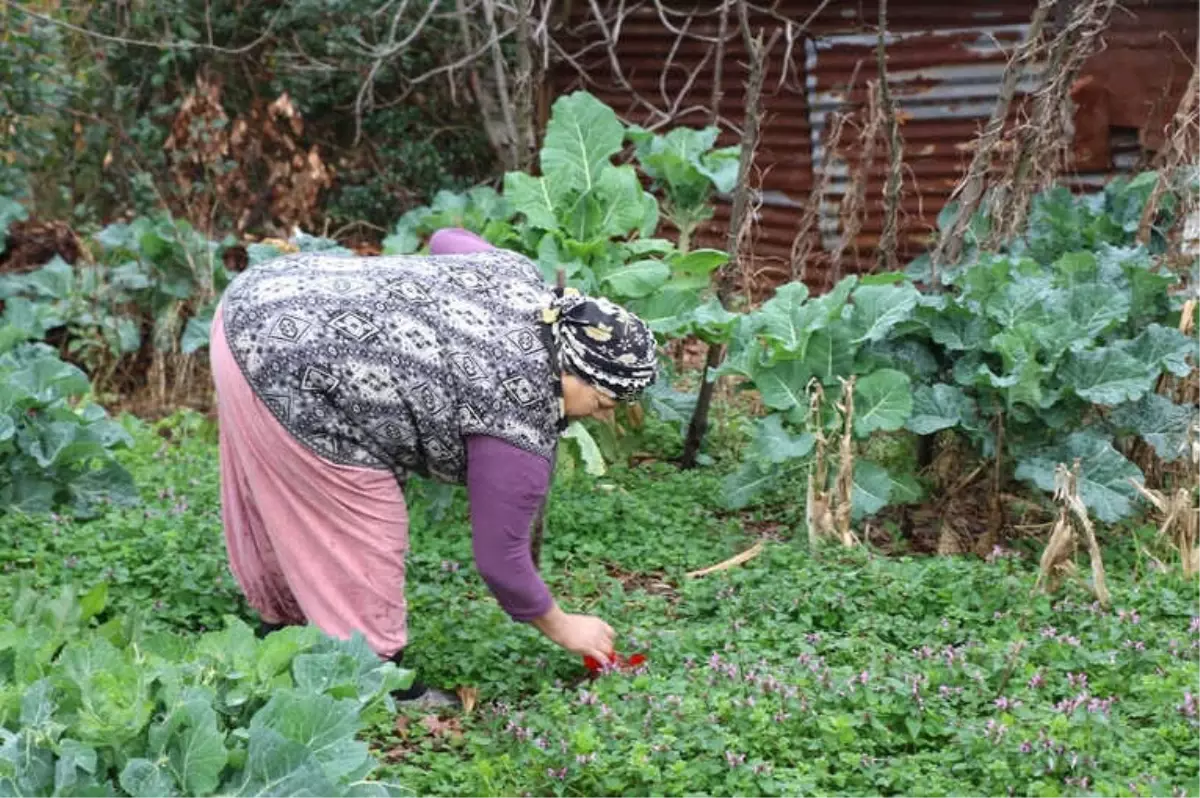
[583,651,647,675]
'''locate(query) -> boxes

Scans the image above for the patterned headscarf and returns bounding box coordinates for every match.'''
[539,287,658,403]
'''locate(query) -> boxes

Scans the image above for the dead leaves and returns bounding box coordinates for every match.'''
[164,76,333,235]
[383,712,465,762]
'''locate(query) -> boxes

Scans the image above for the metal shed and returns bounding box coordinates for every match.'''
[550,0,1198,297]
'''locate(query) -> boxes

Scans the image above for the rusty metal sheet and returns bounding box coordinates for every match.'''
[551,0,1198,298]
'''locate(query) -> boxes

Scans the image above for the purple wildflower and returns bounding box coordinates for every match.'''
[1066,672,1088,689]
[545,767,567,781]
[1018,740,1032,754]
[1179,692,1198,718]
[724,751,745,768]
[576,753,595,766]
[533,737,548,750]
[1189,616,1200,635]
[1028,670,1045,689]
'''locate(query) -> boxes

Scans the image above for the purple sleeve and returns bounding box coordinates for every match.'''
[465,436,554,621]
[429,228,496,255]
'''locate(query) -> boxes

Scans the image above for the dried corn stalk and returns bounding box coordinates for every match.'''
[1129,481,1200,578]
[805,378,859,548]
[1035,461,1110,606]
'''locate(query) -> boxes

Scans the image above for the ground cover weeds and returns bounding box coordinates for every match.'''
[1,413,1196,797]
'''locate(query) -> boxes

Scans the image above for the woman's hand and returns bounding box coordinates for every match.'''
[532,604,615,664]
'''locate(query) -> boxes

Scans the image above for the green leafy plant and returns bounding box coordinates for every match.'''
[626,124,739,253]
[719,175,1197,525]
[382,186,513,255]
[718,275,924,515]
[0,329,136,518]
[897,184,1198,522]
[0,580,410,797]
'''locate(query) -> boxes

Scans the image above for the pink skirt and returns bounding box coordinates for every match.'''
[210,305,410,658]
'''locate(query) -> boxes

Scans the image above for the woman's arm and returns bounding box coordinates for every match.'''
[466,436,615,662]
[465,435,553,620]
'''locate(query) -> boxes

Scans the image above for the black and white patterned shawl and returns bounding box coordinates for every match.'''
[219,250,562,484]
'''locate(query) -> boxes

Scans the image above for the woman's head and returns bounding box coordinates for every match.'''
[542,289,658,420]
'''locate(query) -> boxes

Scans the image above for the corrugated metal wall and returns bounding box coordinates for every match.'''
[550,0,1198,298]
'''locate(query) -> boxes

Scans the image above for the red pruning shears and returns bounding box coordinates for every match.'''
[583,650,647,675]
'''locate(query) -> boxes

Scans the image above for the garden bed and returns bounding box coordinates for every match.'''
[2,412,1196,797]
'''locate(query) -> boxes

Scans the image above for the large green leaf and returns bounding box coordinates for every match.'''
[984,281,1054,329]
[601,260,670,299]
[638,126,718,185]
[503,172,558,230]
[8,355,90,404]
[748,357,811,411]
[698,147,741,193]
[849,283,920,344]
[804,326,855,385]
[228,726,333,797]
[20,679,54,729]
[853,369,912,437]
[924,303,989,351]
[669,248,728,278]
[906,383,978,435]
[1060,347,1157,406]
[19,421,77,468]
[1064,282,1130,342]
[540,92,625,194]
[54,740,98,797]
[120,759,179,797]
[621,238,675,258]
[1122,323,1197,379]
[689,298,738,343]
[148,689,228,796]
[250,691,371,784]
[631,288,701,336]
[586,165,648,239]
[1014,431,1144,523]
[1110,393,1196,463]
[748,415,815,464]
[562,422,606,476]
[0,731,55,796]
[851,459,892,520]
[722,458,806,510]
[758,282,810,350]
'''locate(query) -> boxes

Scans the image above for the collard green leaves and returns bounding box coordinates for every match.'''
[853,370,913,437]
[719,177,1193,522]
[0,592,407,798]
[1014,432,1144,523]
[1,345,137,518]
